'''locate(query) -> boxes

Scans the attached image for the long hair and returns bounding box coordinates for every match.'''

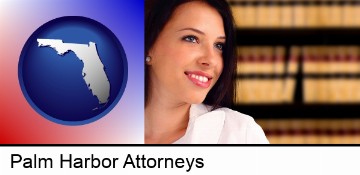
[145,0,237,109]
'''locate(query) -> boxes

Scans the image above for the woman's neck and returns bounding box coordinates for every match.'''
[145,97,191,144]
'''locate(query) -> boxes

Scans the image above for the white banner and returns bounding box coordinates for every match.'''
[0,146,359,175]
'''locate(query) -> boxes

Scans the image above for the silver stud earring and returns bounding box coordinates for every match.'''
[145,56,151,63]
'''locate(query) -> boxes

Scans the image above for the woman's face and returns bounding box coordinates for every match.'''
[148,1,225,104]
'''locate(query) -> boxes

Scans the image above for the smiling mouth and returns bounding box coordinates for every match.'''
[184,71,213,88]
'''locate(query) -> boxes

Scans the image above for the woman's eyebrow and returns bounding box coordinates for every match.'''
[177,27,225,39]
[177,27,205,35]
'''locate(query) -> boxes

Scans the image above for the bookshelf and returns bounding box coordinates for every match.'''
[229,0,360,28]
[229,0,360,143]
[234,28,360,119]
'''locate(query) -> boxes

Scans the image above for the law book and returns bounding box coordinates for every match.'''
[303,46,317,103]
[256,47,274,74]
[280,0,293,27]
[259,119,360,144]
[327,46,337,103]
[320,46,333,103]
[250,46,262,103]
[231,5,245,28]
[352,1,360,27]
[330,0,342,27]
[342,1,354,27]
[277,119,294,144]
[353,120,360,144]
[342,46,357,103]
[313,119,324,144]
[258,47,272,102]
[235,47,259,103]
[315,46,332,103]
[340,119,356,144]
[235,75,252,104]
[235,46,242,104]
[317,46,328,103]
[317,120,332,144]
[328,119,344,144]
[231,1,260,28]
[305,2,319,27]
[332,46,346,103]
[236,46,281,104]
[273,46,285,76]
[261,46,285,103]
[257,47,276,103]
[318,1,331,27]
[303,119,320,144]
[243,1,258,27]
[355,1,360,27]
[355,46,360,102]
[235,47,250,104]
[327,46,338,74]
[317,0,343,27]
[236,46,247,74]
[235,79,244,104]
[267,1,281,27]
[247,46,259,103]
[272,46,285,102]
[293,1,306,27]
[346,46,359,74]
[237,47,252,75]
[256,2,269,27]
[254,47,267,103]
[231,4,245,27]
[337,46,353,103]
[303,46,316,74]
[289,119,306,144]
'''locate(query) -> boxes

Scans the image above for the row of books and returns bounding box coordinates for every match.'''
[257,119,360,144]
[304,46,360,103]
[237,46,360,74]
[235,46,360,104]
[230,1,360,28]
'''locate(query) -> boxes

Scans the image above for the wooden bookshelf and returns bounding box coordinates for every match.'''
[229,0,360,28]
[229,0,360,144]
[234,28,360,119]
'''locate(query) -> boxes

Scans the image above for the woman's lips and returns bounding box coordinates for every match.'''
[185,71,212,88]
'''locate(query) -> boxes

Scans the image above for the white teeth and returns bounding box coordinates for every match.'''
[203,77,208,82]
[188,74,209,83]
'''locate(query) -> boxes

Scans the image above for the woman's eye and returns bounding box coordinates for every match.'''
[182,35,198,43]
[215,43,225,51]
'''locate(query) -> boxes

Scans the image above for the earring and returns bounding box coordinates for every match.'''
[145,56,151,63]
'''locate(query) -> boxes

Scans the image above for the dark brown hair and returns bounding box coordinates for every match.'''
[145,0,237,109]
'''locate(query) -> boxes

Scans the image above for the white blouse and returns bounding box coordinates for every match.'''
[173,104,269,144]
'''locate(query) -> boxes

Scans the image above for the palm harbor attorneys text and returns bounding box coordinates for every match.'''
[11,153,204,172]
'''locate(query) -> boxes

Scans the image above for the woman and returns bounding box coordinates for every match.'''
[145,0,268,144]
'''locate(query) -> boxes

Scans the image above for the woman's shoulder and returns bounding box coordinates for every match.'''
[187,104,269,144]
[214,106,261,132]
[212,105,269,144]
[215,106,255,123]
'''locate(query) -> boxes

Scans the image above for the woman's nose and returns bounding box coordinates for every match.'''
[197,44,220,68]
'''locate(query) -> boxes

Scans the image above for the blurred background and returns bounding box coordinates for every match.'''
[228,0,360,144]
